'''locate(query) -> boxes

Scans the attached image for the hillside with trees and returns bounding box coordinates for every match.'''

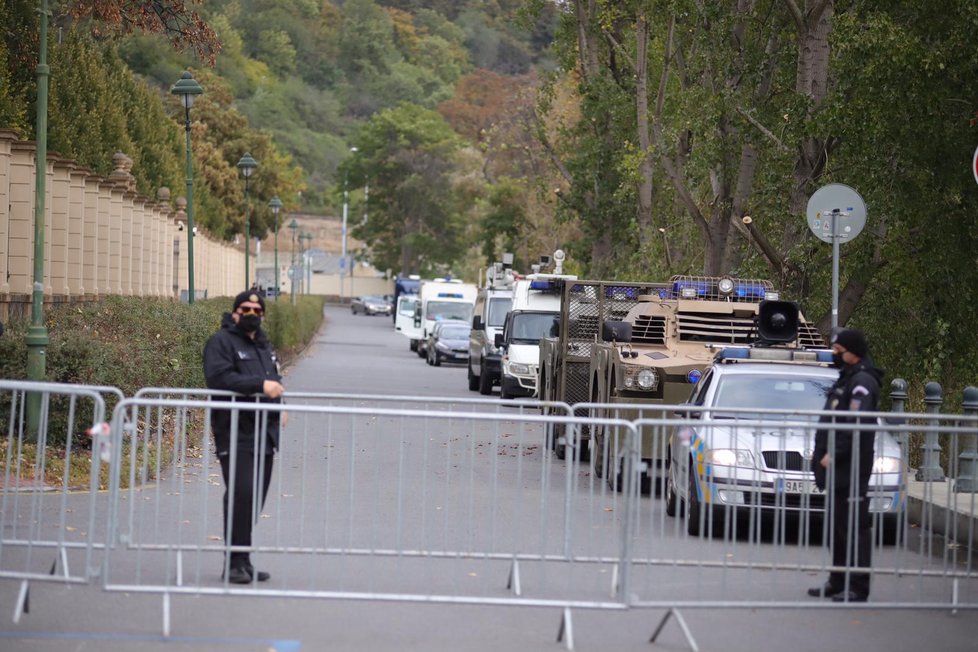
[3,0,978,398]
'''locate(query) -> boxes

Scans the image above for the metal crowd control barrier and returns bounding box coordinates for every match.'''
[0,380,122,623]
[103,394,632,641]
[10,383,975,649]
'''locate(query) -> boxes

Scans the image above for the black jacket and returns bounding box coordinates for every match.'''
[812,358,884,491]
[203,313,283,453]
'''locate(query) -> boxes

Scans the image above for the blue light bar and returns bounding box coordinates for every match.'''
[716,348,750,360]
[814,350,833,363]
[673,280,708,297]
[436,292,464,298]
[734,283,767,299]
[529,280,555,291]
[605,286,641,299]
[687,369,703,384]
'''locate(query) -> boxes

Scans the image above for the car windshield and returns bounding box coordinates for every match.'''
[509,312,556,344]
[365,296,385,305]
[427,301,473,322]
[712,374,832,420]
[487,297,513,328]
[439,326,470,339]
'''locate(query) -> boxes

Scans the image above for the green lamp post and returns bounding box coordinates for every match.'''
[26,0,51,435]
[269,196,283,300]
[236,152,258,288]
[301,232,312,295]
[288,217,299,306]
[170,71,203,303]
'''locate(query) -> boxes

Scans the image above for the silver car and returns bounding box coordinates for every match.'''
[666,351,906,537]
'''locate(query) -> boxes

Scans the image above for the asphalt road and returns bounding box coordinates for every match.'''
[1,303,977,652]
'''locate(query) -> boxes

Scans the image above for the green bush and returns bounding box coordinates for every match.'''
[0,295,324,449]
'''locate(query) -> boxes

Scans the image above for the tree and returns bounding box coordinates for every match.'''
[344,102,469,276]
[67,0,221,65]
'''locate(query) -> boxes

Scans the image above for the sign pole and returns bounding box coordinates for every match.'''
[830,209,840,332]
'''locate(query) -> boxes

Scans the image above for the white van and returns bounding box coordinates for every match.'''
[416,279,478,357]
[394,293,423,351]
[468,260,515,394]
[497,252,576,399]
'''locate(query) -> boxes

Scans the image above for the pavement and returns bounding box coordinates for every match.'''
[906,479,978,555]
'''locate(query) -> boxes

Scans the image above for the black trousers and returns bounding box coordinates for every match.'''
[218,446,274,568]
[828,486,872,596]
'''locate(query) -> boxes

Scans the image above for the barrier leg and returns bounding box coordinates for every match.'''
[13,580,29,623]
[650,608,699,652]
[506,558,521,596]
[162,592,171,638]
[556,607,574,651]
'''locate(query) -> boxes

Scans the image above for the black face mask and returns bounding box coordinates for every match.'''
[238,314,261,333]
[831,352,846,369]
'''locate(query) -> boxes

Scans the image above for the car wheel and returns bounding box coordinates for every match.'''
[478,368,493,395]
[410,340,418,352]
[555,437,566,460]
[468,361,479,391]
[665,468,681,517]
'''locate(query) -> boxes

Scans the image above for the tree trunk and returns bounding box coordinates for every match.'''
[635,11,654,244]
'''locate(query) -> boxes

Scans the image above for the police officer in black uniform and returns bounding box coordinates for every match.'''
[808,328,883,602]
[203,290,285,584]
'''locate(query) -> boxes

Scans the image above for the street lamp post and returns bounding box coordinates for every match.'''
[269,196,282,300]
[236,153,258,288]
[341,146,357,300]
[26,0,51,434]
[301,232,312,295]
[288,218,299,306]
[170,71,203,303]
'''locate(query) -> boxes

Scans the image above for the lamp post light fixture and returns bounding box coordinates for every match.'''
[170,70,203,303]
[288,217,299,306]
[269,196,283,300]
[236,152,258,288]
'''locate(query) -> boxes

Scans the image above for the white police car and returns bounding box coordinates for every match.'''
[665,347,906,537]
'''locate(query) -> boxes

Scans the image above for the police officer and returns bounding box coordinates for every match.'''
[203,290,285,584]
[809,328,883,602]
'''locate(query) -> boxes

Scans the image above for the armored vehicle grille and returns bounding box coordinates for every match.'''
[677,313,754,344]
[797,324,825,347]
[632,315,666,344]
[566,361,591,410]
[761,451,805,471]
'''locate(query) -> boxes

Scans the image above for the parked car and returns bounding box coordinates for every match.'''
[351,295,392,316]
[426,320,471,366]
[666,347,906,538]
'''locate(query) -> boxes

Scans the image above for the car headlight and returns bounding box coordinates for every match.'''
[873,456,902,474]
[508,363,531,375]
[706,449,753,467]
[623,366,658,391]
[436,341,451,351]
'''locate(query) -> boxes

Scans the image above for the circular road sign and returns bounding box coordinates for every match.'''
[806,183,867,245]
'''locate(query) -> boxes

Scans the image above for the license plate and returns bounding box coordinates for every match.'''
[777,478,822,494]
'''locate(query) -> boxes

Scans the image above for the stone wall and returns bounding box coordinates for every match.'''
[0,130,252,321]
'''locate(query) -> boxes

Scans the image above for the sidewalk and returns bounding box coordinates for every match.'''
[906,478,978,550]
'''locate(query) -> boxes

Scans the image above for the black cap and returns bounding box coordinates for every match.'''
[832,328,868,358]
[232,290,266,312]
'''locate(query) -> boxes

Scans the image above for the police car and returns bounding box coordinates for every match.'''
[665,345,907,537]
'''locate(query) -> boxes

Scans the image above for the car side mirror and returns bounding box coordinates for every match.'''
[494,333,504,348]
[473,315,484,330]
[549,317,560,338]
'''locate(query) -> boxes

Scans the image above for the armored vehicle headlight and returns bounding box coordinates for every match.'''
[637,368,658,390]
[717,277,735,295]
